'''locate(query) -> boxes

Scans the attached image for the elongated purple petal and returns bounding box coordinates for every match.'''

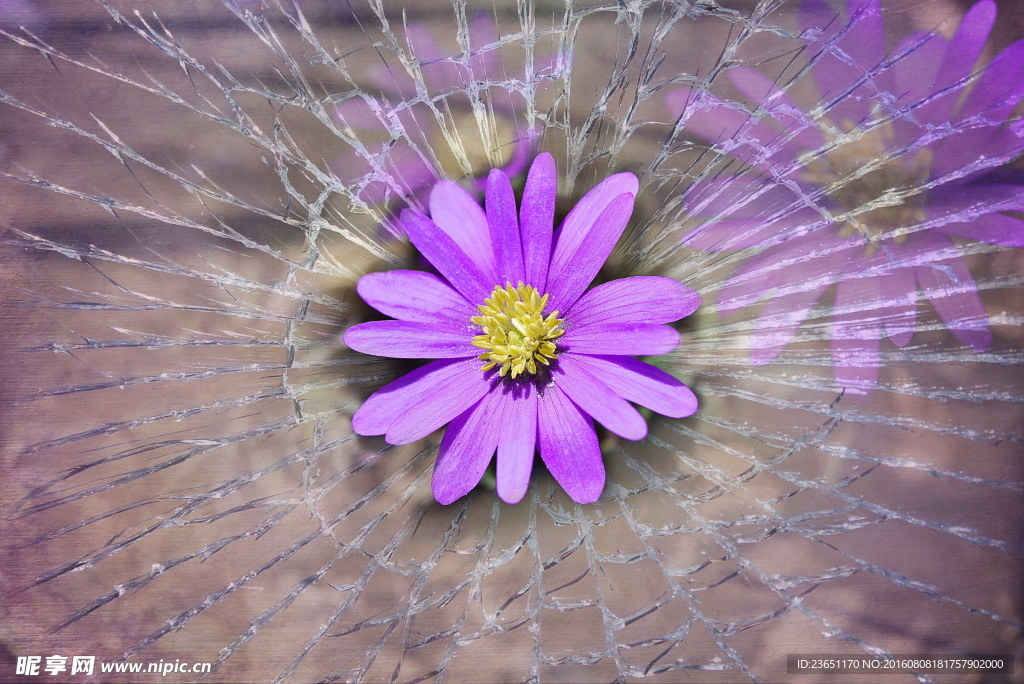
[953,39,1024,124]
[874,269,918,348]
[486,168,526,284]
[344,320,477,359]
[356,270,475,325]
[914,234,992,351]
[728,67,826,153]
[918,0,996,124]
[566,276,701,328]
[547,192,636,313]
[554,356,647,440]
[831,277,885,393]
[385,369,493,445]
[432,392,502,505]
[537,384,604,504]
[521,153,557,290]
[496,384,537,505]
[351,358,480,437]
[428,181,498,280]
[750,285,827,365]
[683,178,821,251]
[938,212,1024,247]
[402,208,494,304]
[560,323,680,356]
[566,355,697,418]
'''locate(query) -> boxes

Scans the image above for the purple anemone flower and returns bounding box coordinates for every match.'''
[332,15,562,215]
[666,0,1024,392]
[343,153,701,505]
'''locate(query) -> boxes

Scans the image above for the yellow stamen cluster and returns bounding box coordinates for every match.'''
[801,120,932,256]
[471,283,564,379]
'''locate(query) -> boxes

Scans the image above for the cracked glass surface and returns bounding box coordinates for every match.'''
[1,1,1022,682]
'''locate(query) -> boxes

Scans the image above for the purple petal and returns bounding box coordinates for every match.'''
[468,12,500,75]
[486,168,526,284]
[954,39,1024,124]
[938,212,1024,247]
[496,384,537,505]
[428,181,498,281]
[914,233,993,351]
[554,356,647,440]
[875,269,918,348]
[333,97,388,130]
[357,270,475,325]
[385,368,493,445]
[831,277,885,393]
[432,392,502,505]
[560,323,680,356]
[665,89,799,173]
[520,153,557,290]
[566,276,701,328]
[682,178,821,251]
[405,24,467,91]
[351,358,480,437]
[344,320,477,359]
[401,208,494,304]
[537,384,604,504]
[728,67,826,152]
[928,127,1024,181]
[904,2,995,126]
[565,355,697,419]
[750,285,827,365]
[547,191,636,312]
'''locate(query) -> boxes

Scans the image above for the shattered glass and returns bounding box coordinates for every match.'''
[2,0,1022,682]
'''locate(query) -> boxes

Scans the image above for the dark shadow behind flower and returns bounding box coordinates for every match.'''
[1,1,1022,683]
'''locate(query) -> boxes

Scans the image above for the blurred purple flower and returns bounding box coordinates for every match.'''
[344,153,700,504]
[667,0,1024,391]
[333,14,563,223]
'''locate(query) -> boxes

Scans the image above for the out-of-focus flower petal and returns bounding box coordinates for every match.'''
[937,212,1024,247]
[428,180,498,279]
[520,152,557,290]
[432,392,502,505]
[356,270,475,325]
[537,384,604,504]
[728,67,827,152]
[874,268,918,347]
[351,359,482,437]
[486,168,526,284]
[401,208,494,303]
[566,276,701,327]
[666,89,795,172]
[952,39,1024,123]
[683,178,821,250]
[547,191,636,312]
[914,233,993,351]
[555,356,648,440]
[344,320,478,359]
[568,355,698,419]
[831,277,886,393]
[561,323,680,356]
[496,384,537,505]
[750,285,828,365]
[404,23,467,91]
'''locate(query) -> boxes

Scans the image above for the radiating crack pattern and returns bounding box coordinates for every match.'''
[1,1,1022,682]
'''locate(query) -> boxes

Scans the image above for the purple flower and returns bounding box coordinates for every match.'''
[343,153,701,505]
[332,15,562,215]
[666,0,1024,392]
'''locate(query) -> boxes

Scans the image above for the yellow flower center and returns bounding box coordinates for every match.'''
[801,120,932,256]
[471,282,564,379]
